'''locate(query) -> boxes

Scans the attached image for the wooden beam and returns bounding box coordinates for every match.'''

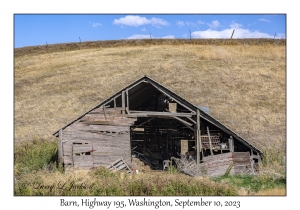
[104,94,121,107]
[126,88,130,114]
[103,106,107,120]
[172,116,194,131]
[131,118,154,129]
[172,116,193,126]
[129,110,195,117]
[143,125,146,151]
[58,129,63,164]
[229,136,234,152]
[207,126,214,156]
[186,116,196,124]
[121,91,125,114]
[166,121,169,158]
[196,109,200,165]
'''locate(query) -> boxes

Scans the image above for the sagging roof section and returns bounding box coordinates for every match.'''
[53,75,263,155]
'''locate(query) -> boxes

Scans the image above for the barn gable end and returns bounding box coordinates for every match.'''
[54,76,263,175]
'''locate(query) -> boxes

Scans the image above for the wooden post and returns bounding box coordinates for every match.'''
[126,89,130,114]
[250,149,254,173]
[231,29,235,39]
[229,136,234,152]
[114,97,116,108]
[103,106,107,120]
[207,126,214,156]
[121,91,125,114]
[58,129,63,164]
[143,125,146,151]
[196,109,201,165]
[126,89,129,110]
[166,121,169,158]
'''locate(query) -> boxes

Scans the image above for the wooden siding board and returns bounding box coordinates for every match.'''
[62,132,130,141]
[202,152,252,176]
[72,145,93,153]
[62,120,132,169]
[63,156,72,165]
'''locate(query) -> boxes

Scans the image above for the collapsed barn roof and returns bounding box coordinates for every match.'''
[53,75,262,156]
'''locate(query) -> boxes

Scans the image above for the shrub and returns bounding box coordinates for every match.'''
[14,138,59,175]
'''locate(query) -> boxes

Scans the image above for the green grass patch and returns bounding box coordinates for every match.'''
[211,174,286,193]
[14,138,60,175]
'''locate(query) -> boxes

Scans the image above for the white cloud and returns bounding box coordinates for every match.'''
[192,28,279,39]
[208,20,220,29]
[186,21,197,27]
[127,34,151,39]
[230,22,243,29]
[141,27,146,31]
[259,18,271,23]
[113,15,169,27]
[197,20,205,24]
[161,35,175,39]
[92,22,102,27]
[275,33,286,39]
[176,21,185,27]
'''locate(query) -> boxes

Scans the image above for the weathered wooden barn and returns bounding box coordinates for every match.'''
[53,76,263,176]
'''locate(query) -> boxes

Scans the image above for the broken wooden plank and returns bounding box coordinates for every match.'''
[207,126,214,156]
[121,157,132,173]
[128,110,195,117]
[106,157,132,173]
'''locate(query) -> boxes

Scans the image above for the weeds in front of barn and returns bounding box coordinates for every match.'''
[14,138,285,196]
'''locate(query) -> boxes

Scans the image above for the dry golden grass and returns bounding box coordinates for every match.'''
[237,186,286,196]
[15,168,238,196]
[254,187,286,196]
[14,40,286,155]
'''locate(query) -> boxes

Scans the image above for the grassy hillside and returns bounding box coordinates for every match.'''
[14,39,286,196]
[14,39,286,151]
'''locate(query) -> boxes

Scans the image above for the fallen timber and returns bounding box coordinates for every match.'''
[171,152,254,177]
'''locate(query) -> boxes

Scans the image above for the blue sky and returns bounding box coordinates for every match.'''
[14,14,286,48]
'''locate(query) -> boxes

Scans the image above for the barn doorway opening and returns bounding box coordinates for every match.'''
[130,117,195,170]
